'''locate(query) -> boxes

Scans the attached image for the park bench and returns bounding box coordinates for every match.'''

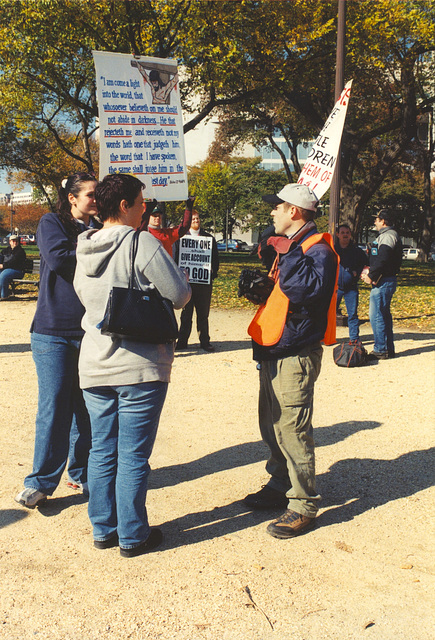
[11,258,40,295]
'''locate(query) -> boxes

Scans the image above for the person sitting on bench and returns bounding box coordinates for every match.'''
[0,235,26,300]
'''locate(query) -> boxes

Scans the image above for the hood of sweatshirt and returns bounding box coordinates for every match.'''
[76,226,134,277]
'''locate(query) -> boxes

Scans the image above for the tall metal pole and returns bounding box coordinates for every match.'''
[328,0,346,240]
[10,193,15,234]
[6,192,14,234]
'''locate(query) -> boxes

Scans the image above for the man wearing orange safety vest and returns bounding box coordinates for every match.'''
[242,184,339,539]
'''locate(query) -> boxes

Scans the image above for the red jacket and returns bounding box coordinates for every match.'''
[139,205,192,257]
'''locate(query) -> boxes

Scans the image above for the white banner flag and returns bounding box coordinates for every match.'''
[93,51,188,201]
[297,80,352,199]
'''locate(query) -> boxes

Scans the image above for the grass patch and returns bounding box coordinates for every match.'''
[212,253,260,309]
[23,248,40,259]
[7,245,435,331]
[212,253,435,331]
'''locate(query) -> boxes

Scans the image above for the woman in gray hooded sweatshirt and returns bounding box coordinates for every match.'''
[74,173,191,558]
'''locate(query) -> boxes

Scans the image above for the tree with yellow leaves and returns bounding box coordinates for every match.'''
[0,0,433,252]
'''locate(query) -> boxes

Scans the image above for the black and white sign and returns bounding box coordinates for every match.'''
[178,236,212,285]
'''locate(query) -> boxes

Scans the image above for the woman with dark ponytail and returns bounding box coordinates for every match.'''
[15,172,99,508]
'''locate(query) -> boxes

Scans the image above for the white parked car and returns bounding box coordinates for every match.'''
[403,248,421,261]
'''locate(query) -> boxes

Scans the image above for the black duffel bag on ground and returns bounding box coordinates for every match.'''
[333,340,368,367]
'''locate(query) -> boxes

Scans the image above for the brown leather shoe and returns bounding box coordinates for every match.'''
[266,509,315,538]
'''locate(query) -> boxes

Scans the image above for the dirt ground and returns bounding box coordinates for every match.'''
[0,299,434,640]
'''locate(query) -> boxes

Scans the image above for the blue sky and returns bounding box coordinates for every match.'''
[0,173,10,193]
[0,172,31,195]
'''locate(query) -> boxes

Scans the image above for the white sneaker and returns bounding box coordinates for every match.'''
[15,488,47,508]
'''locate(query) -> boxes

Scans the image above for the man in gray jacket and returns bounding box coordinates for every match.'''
[361,210,402,359]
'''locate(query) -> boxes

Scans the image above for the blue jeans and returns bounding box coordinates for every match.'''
[25,333,91,494]
[369,277,397,354]
[83,382,168,548]
[336,287,360,341]
[0,268,23,298]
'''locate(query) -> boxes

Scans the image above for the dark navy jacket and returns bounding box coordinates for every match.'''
[31,213,86,337]
[335,241,368,292]
[253,226,337,361]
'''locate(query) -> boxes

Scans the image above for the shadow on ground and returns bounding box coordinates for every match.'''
[149,440,266,490]
[160,445,434,549]
[0,343,31,353]
[9,431,432,546]
[173,339,251,357]
[161,500,274,549]
[36,492,89,517]
[150,421,383,491]
[319,447,435,525]
[0,508,29,529]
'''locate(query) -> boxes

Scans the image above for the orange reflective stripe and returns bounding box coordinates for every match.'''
[248,233,339,346]
[247,281,289,346]
[319,234,339,346]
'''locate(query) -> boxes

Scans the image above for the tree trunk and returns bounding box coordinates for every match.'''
[339,52,419,238]
[418,109,434,261]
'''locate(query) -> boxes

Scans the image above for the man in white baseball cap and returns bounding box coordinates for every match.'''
[242,182,338,540]
[262,183,319,213]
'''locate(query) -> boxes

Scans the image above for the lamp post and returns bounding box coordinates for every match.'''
[6,192,14,234]
[328,0,347,241]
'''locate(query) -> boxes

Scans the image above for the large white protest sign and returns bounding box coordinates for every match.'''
[297,80,352,199]
[93,51,188,201]
[178,236,212,285]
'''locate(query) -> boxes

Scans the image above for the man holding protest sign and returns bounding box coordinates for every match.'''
[174,212,219,352]
[139,196,195,257]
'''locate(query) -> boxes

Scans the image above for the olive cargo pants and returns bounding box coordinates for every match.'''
[258,344,323,518]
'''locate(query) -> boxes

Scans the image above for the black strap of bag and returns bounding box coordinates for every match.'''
[98,229,179,343]
[129,228,140,288]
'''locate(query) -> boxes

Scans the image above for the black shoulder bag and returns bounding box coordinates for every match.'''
[98,229,179,343]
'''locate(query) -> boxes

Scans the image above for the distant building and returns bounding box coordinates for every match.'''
[0,190,34,206]
[255,136,312,172]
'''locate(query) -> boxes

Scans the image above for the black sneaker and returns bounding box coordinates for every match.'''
[120,528,163,558]
[201,343,215,352]
[266,509,315,539]
[175,341,188,351]
[94,534,119,550]
[367,351,389,360]
[243,486,288,510]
